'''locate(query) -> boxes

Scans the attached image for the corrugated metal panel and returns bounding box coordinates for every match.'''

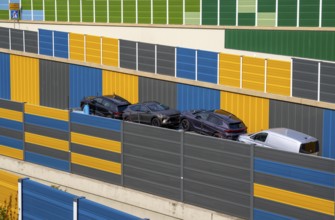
[138,0,151,24]
[299,0,319,27]
[10,29,24,51]
[219,53,240,88]
[139,77,177,109]
[123,122,182,200]
[138,42,155,73]
[70,112,121,132]
[120,40,136,70]
[269,99,324,151]
[292,58,318,100]
[54,31,68,59]
[123,0,136,23]
[176,47,196,80]
[322,109,335,158]
[25,123,68,141]
[38,29,53,56]
[254,183,334,216]
[153,0,166,24]
[24,30,38,54]
[0,99,24,112]
[25,143,69,160]
[238,0,256,26]
[0,118,23,131]
[320,62,335,103]
[71,143,120,162]
[0,52,10,99]
[278,0,297,26]
[156,44,175,76]
[69,33,84,61]
[183,132,251,219]
[102,70,138,104]
[0,145,23,159]
[0,108,23,122]
[22,179,75,219]
[169,0,183,24]
[69,64,102,108]
[40,59,69,109]
[255,172,334,201]
[177,84,220,111]
[242,56,265,92]
[71,123,120,141]
[102,37,118,67]
[257,0,276,26]
[86,35,101,64]
[254,208,293,220]
[322,0,335,27]
[197,50,218,84]
[25,132,69,151]
[220,91,269,133]
[72,163,121,184]
[25,151,70,171]
[0,169,19,216]
[10,55,40,105]
[255,197,333,220]
[78,198,142,220]
[25,114,69,131]
[202,0,218,25]
[220,0,236,25]
[0,27,9,49]
[266,59,291,96]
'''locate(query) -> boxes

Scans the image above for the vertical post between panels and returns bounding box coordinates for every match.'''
[55,0,57,21]
[8,29,11,50]
[180,131,184,202]
[8,0,10,19]
[155,44,157,74]
[67,0,69,22]
[217,0,220,26]
[23,103,26,161]
[166,0,169,24]
[37,30,40,54]
[43,0,45,21]
[290,58,293,97]
[93,0,96,23]
[236,0,238,26]
[23,31,25,52]
[118,40,120,68]
[264,59,267,93]
[52,31,55,57]
[31,0,33,20]
[195,50,198,81]
[68,110,72,173]
[175,47,177,77]
[217,53,219,84]
[151,0,153,24]
[136,42,138,71]
[80,0,82,22]
[121,122,124,186]
[319,0,322,27]
[255,0,258,26]
[317,62,321,101]
[275,0,278,27]
[240,56,243,88]
[297,0,300,27]
[250,145,254,220]
[200,0,202,25]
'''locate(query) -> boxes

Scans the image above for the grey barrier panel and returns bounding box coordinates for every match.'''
[25,123,69,140]
[0,27,9,49]
[0,99,24,111]
[123,122,182,200]
[139,77,177,109]
[40,59,69,109]
[71,164,121,185]
[269,99,324,151]
[157,44,175,76]
[292,58,318,100]
[255,198,333,220]
[25,143,69,161]
[255,172,333,201]
[183,133,251,219]
[71,123,121,141]
[138,42,155,73]
[320,62,335,103]
[120,40,136,70]
[10,29,23,51]
[255,146,335,173]
[0,127,23,140]
[24,30,38,54]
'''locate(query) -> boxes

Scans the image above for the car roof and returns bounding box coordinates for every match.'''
[264,128,318,142]
[210,109,242,123]
[101,95,130,105]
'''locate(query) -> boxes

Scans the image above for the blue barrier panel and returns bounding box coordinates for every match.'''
[22,179,75,220]
[197,50,218,84]
[177,83,220,111]
[0,52,10,99]
[54,31,69,59]
[69,65,102,108]
[254,209,294,220]
[70,112,121,132]
[176,47,196,80]
[33,10,43,21]
[78,198,143,220]
[322,109,335,158]
[0,135,23,150]
[25,151,70,172]
[39,29,53,56]
[21,10,32,20]
[25,114,69,131]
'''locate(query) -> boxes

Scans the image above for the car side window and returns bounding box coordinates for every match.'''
[195,112,209,120]
[207,115,221,125]
[252,133,268,142]
[102,100,112,108]
[94,98,103,104]
[140,105,148,112]
[129,105,140,111]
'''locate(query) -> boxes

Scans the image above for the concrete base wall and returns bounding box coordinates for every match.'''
[0,155,239,220]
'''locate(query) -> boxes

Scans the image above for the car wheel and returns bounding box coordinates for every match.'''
[151,118,161,127]
[213,133,224,138]
[181,119,191,131]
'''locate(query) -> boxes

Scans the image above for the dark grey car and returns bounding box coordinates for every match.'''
[122,101,180,127]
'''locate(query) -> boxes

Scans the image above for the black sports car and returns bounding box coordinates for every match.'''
[180,109,247,140]
[80,95,131,119]
[122,101,180,127]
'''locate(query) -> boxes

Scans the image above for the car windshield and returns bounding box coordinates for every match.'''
[229,122,244,129]
[147,103,169,111]
[117,104,129,112]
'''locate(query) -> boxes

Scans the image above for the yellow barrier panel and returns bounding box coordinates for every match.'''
[254,183,335,216]
[0,169,19,220]
[220,91,269,133]
[0,108,23,122]
[267,60,291,96]
[242,56,265,92]
[102,70,139,104]
[10,55,39,105]
[70,33,85,61]
[86,35,101,64]
[71,153,121,175]
[102,37,119,67]
[71,132,121,153]
[219,53,241,88]
[25,132,69,152]
[0,145,23,160]
[25,104,69,121]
